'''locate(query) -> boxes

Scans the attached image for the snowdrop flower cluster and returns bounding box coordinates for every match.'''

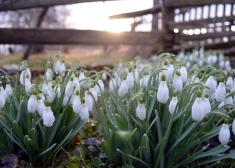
[174,48,232,72]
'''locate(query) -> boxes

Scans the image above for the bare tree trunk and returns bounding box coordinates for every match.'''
[22,7,48,60]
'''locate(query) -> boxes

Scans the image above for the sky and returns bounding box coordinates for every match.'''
[65,0,153,32]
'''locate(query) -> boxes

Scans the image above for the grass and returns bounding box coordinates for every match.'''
[0,51,133,71]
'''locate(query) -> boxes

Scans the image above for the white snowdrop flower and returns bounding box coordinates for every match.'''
[118,76,128,98]
[168,61,174,80]
[55,84,61,98]
[0,87,5,109]
[102,73,107,81]
[224,90,233,106]
[72,90,81,114]
[142,72,150,87]
[25,75,32,94]
[37,96,45,117]
[219,60,225,69]
[219,119,230,145]
[5,80,12,97]
[38,91,45,102]
[205,76,217,95]
[79,70,86,87]
[203,93,211,115]
[116,76,122,86]
[192,90,205,121]
[226,73,233,90]
[73,72,81,91]
[47,85,56,103]
[126,68,134,89]
[42,82,50,94]
[169,91,178,114]
[180,66,187,83]
[85,89,93,111]
[157,74,169,104]
[65,77,74,98]
[43,101,55,127]
[98,78,105,92]
[232,119,235,135]
[0,84,7,100]
[20,68,28,85]
[173,71,183,92]
[80,98,89,121]
[27,90,37,113]
[54,58,61,73]
[90,84,98,102]
[136,98,146,120]
[59,60,66,76]
[45,68,53,81]
[109,77,116,91]
[194,75,201,83]
[215,77,226,102]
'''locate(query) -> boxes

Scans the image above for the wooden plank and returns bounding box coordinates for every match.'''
[165,0,235,8]
[180,31,235,41]
[0,28,160,45]
[168,15,235,30]
[109,7,161,19]
[167,40,235,53]
[0,0,122,11]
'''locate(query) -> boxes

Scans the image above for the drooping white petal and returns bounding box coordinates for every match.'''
[169,97,178,114]
[85,92,93,111]
[79,72,86,87]
[28,95,37,113]
[37,99,45,117]
[98,79,105,92]
[232,119,235,135]
[43,106,55,127]
[136,103,146,120]
[0,86,7,100]
[180,66,187,83]
[5,84,13,97]
[118,80,128,98]
[168,64,174,80]
[192,97,205,121]
[173,74,183,92]
[72,95,81,114]
[65,80,73,98]
[226,76,233,90]
[47,88,55,103]
[45,69,53,80]
[126,72,134,89]
[157,81,169,104]
[205,76,217,94]
[25,78,32,94]
[80,103,89,121]
[203,97,211,115]
[215,82,226,102]
[0,88,5,108]
[109,78,116,91]
[219,124,230,145]
[73,78,81,91]
[142,74,150,87]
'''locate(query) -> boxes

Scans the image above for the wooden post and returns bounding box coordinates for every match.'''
[160,0,175,52]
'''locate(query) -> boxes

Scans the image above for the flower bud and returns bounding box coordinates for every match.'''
[28,91,37,113]
[192,90,205,121]
[118,76,128,98]
[80,98,89,121]
[136,98,146,120]
[215,77,226,102]
[43,101,55,127]
[219,119,230,145]
[157,74,169,104]
[169,91,178,114]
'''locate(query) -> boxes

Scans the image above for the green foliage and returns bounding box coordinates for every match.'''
[97,53,235,167]
[0,55,86,166]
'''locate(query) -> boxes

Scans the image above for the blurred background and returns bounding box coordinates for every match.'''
[0,0,235,70]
